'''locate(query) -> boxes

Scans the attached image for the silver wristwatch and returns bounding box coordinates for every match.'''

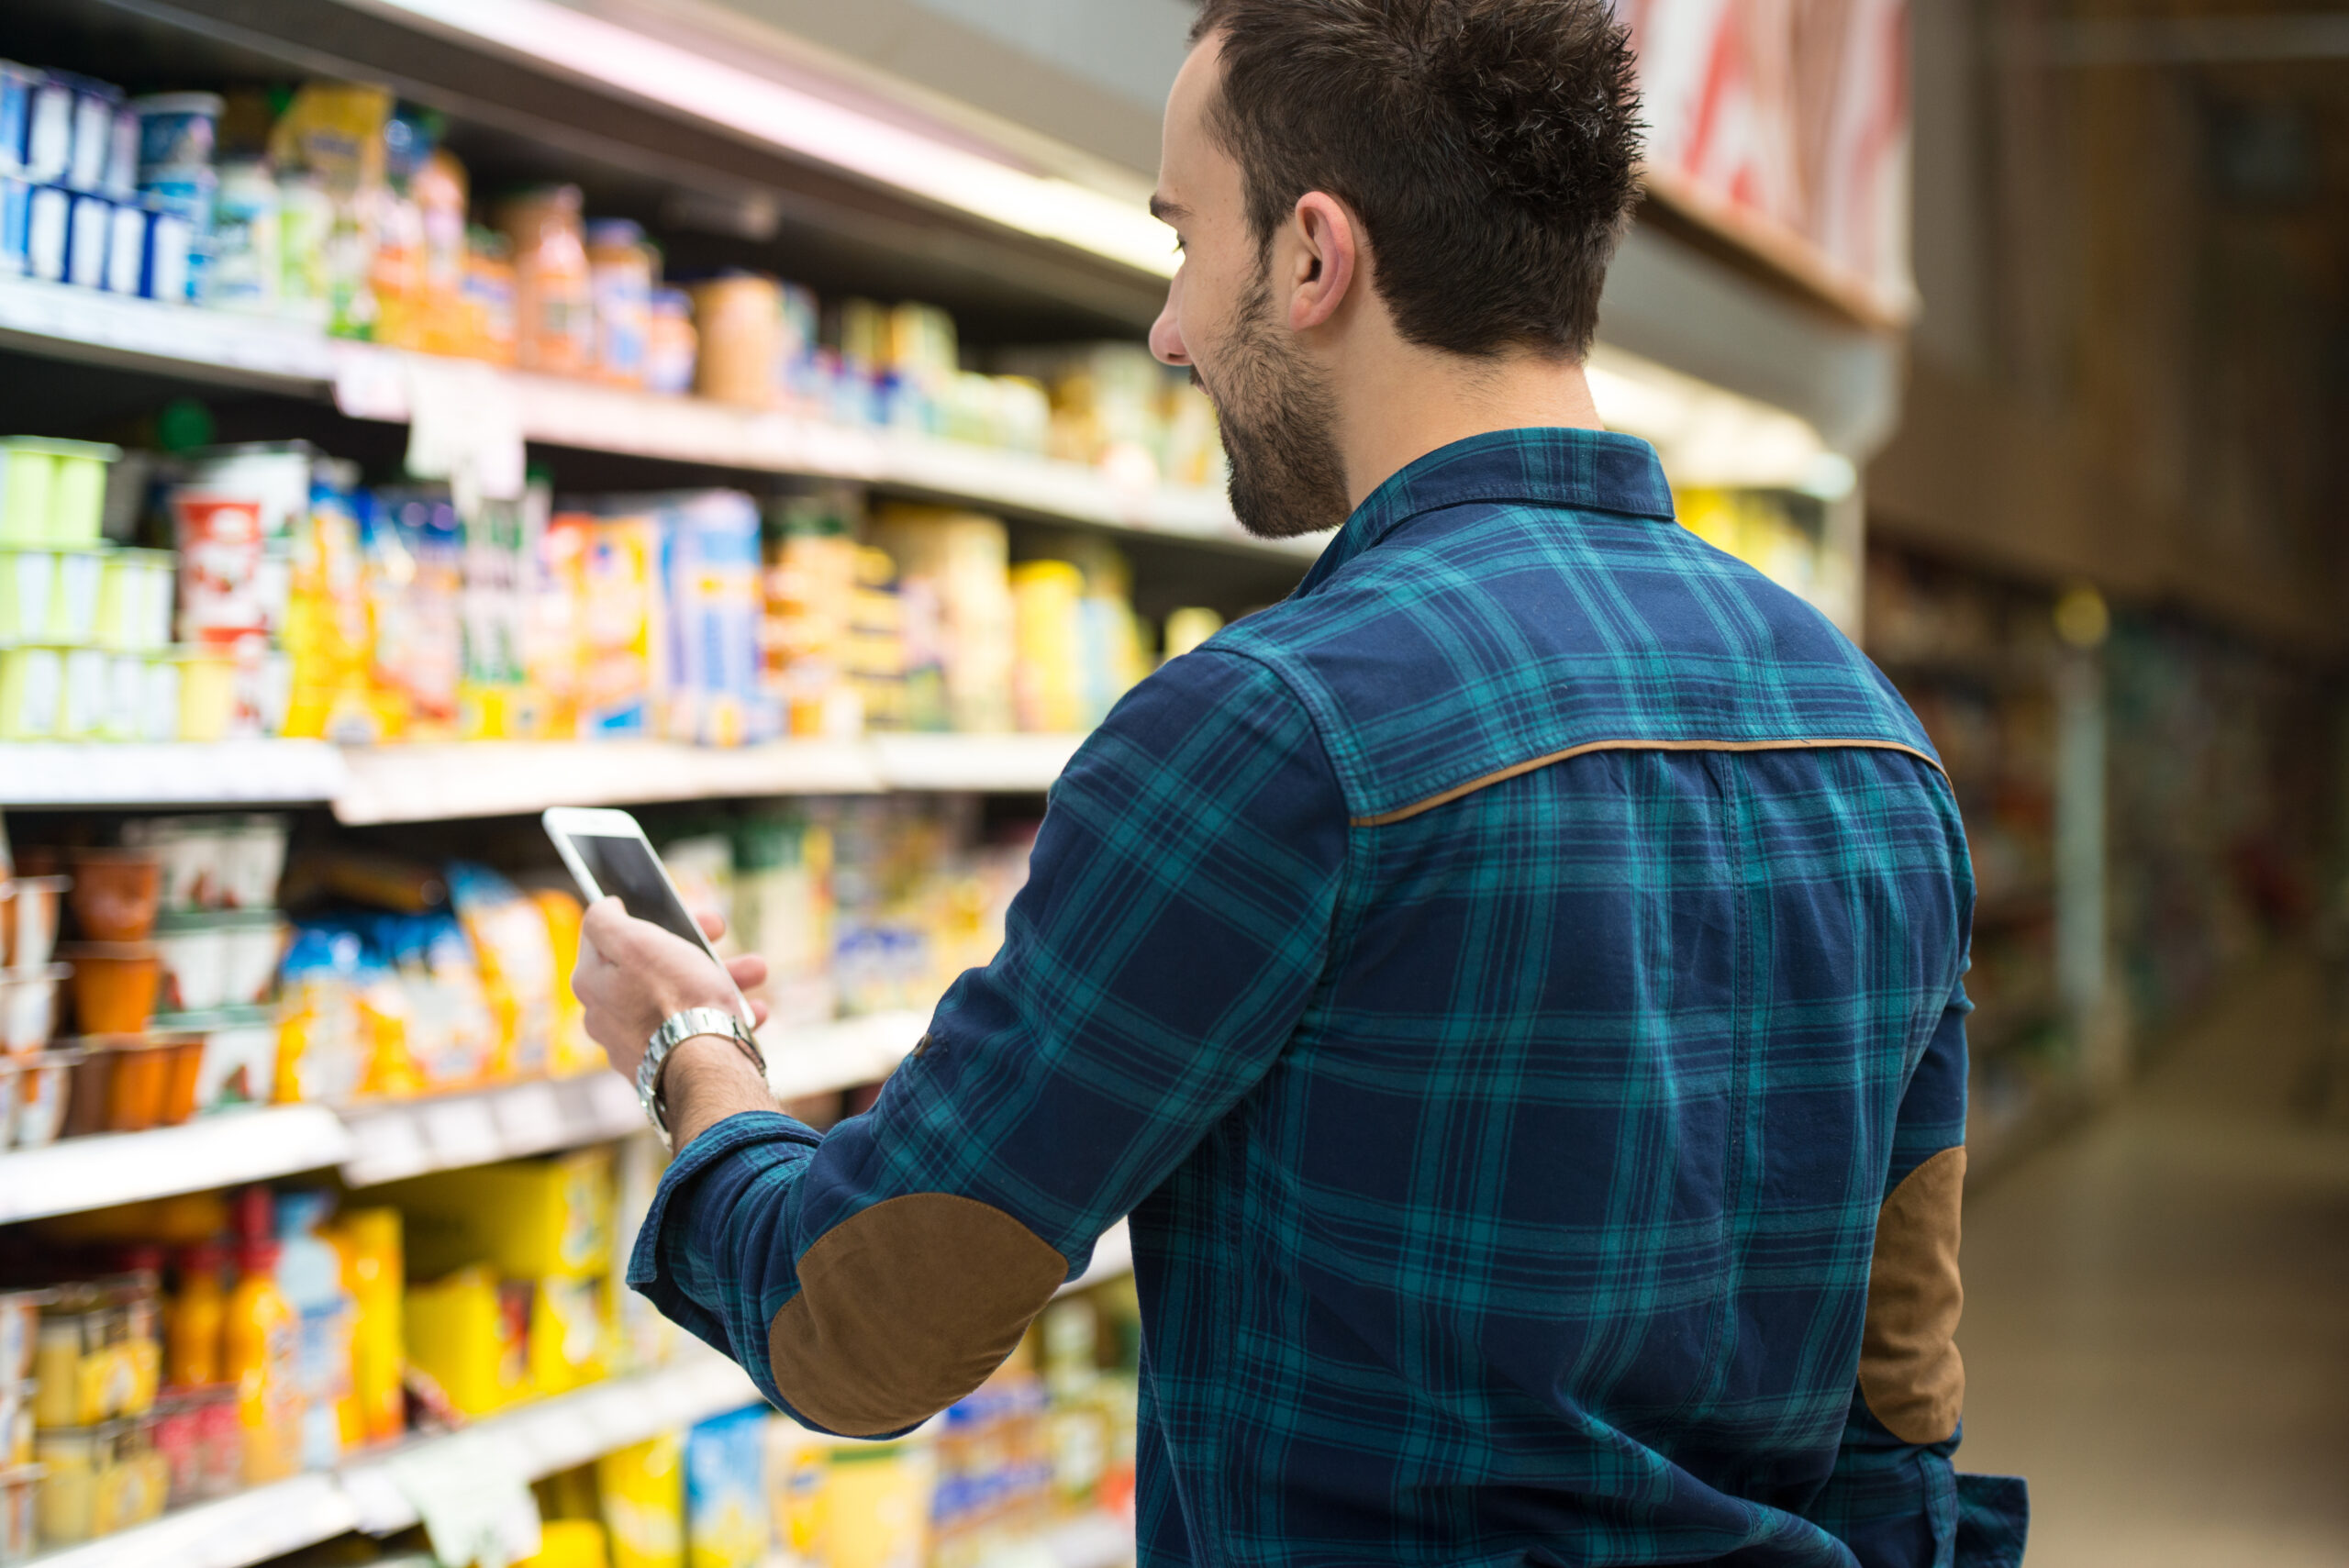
[638,1006,766,1148]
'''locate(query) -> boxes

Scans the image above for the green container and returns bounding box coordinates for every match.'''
[0,551,56,644]
[0,439,122,547]
[45,550,106,645]
[0,647,64,739]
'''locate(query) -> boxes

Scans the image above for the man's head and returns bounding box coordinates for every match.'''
[1151,0,1642,538]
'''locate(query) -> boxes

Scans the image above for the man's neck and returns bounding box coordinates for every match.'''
[1334,341,1605,509]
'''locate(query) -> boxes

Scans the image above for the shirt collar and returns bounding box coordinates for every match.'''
[1293,427,1675,595]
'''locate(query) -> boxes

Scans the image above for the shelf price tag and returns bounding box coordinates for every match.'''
[387,1432,542,1568]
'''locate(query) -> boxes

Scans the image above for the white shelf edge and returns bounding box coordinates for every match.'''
[0,1106,353,1226]
[0,742,350,809]
[330,733,1084,824]
[337,1073,645,1188]
[23,1472,354,1568]
[2,1011,941,1221]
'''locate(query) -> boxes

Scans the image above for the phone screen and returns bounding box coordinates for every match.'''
[568,835,707,950]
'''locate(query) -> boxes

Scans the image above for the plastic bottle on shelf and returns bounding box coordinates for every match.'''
[328,1207,405,1446]
[164,1240,226,1389]
[501,184,596,377]
[222,1216,302,1484]
[275,1190,355,1471]
[586,218,654,389]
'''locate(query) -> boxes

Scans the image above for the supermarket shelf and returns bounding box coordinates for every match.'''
[1033,1512,1140,1568]
[330,734,1085,823]
[0,742,350,809]
[2,733,1084,819]
[28,1352,761,1568]
[871,732,1082,794]
[339,1073,646,1187]
[764,1008,928,1101]
[0,277,337,392]
[331,738,883,824]
[338,1351,763,1536]
[4,1011,936,1222]
[25,1471,354,1568]
[335,350,1306,560]
[0,277,1306,562]
[0,1105,352,1226]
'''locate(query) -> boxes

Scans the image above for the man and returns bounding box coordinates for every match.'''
[573,2,2029,1562]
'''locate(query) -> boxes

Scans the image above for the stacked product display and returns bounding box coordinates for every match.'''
[0,61,1221,491]
[0,1160,1134,1565]
[0,814,291,1155]
[1,434,1211,748]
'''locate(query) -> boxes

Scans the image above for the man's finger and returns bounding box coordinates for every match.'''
[696,907,728,941]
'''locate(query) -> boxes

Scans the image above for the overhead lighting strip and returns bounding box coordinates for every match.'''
[356,0,1180,277]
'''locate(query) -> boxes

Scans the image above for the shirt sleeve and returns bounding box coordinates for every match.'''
[627,648,1348,1437]
[1802,962,2027,1566]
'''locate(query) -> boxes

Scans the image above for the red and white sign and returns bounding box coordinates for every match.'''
[1619,0,1914,323]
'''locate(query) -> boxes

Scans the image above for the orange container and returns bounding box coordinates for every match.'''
[104,1038,175,1132]
[67,852,163,943]
[159,1035,203,1127]
[61,944,162,1036]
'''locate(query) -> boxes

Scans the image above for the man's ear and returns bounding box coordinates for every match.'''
[1286,192,1359,332]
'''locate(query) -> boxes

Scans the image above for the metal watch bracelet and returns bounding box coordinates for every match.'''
[637,1006,765,1146]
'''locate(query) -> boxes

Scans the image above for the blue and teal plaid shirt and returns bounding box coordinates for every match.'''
[633,428,2028,1566]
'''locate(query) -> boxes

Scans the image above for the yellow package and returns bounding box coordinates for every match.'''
[598,1434,685,1568]
[529,1277,609,1399]
[269,83,393,196]
[404,1266,525,1419]
[330,1208,406,1446]
[450,863,557,1081]
[819,1443,933,1568]
[530,887,599,1076]
[520,1519,613,1568]
[380,1149,615,1283]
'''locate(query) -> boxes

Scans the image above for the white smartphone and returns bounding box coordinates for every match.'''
[542,806,755,1028]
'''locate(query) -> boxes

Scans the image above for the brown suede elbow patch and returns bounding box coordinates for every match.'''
[1859,1144,1967,1444]
[767,1193,1070,1437]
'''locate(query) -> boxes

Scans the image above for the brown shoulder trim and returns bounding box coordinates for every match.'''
[1859,1144,1967,1444]
[767,1193,1068,1438]
[1350,737,1950,827]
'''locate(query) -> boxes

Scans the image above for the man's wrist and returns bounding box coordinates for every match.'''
[662,1032,778,1150]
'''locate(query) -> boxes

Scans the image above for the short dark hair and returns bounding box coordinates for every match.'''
[1190,0,1642,360]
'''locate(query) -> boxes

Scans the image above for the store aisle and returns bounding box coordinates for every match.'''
[1955,951,2349,1566]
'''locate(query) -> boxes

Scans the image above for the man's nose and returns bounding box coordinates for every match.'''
[1150,275,1189,367]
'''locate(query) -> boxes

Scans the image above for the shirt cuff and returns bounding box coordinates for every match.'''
[626,1110,819,1337]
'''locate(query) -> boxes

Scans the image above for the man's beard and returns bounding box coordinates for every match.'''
[1194,275,1350,540]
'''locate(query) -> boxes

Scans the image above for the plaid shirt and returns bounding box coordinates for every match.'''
[633,428,2028,1566]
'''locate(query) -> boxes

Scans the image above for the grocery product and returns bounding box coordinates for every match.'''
[60,945,159,1037]
[64,849,161,943]
[688,274,784,408]
[450,863,559,1080]
[587,219,655,388]
[0,965,65,1055]
[163,1242,225,1389]
[273,1191,354,1471]
[598,1432,685,1568]
[504,185,596,376]
[220,1230,299,1483]
[329,1207,404,1445]
[684,1406,769,1568]
[402,1264,522,1418]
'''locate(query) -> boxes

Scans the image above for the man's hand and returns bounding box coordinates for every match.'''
[573,898,771,1081]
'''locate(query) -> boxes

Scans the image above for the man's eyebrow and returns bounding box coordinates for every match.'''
[1149,195,1189,224]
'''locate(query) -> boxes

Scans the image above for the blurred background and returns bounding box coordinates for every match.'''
[0,2,2338,1566]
